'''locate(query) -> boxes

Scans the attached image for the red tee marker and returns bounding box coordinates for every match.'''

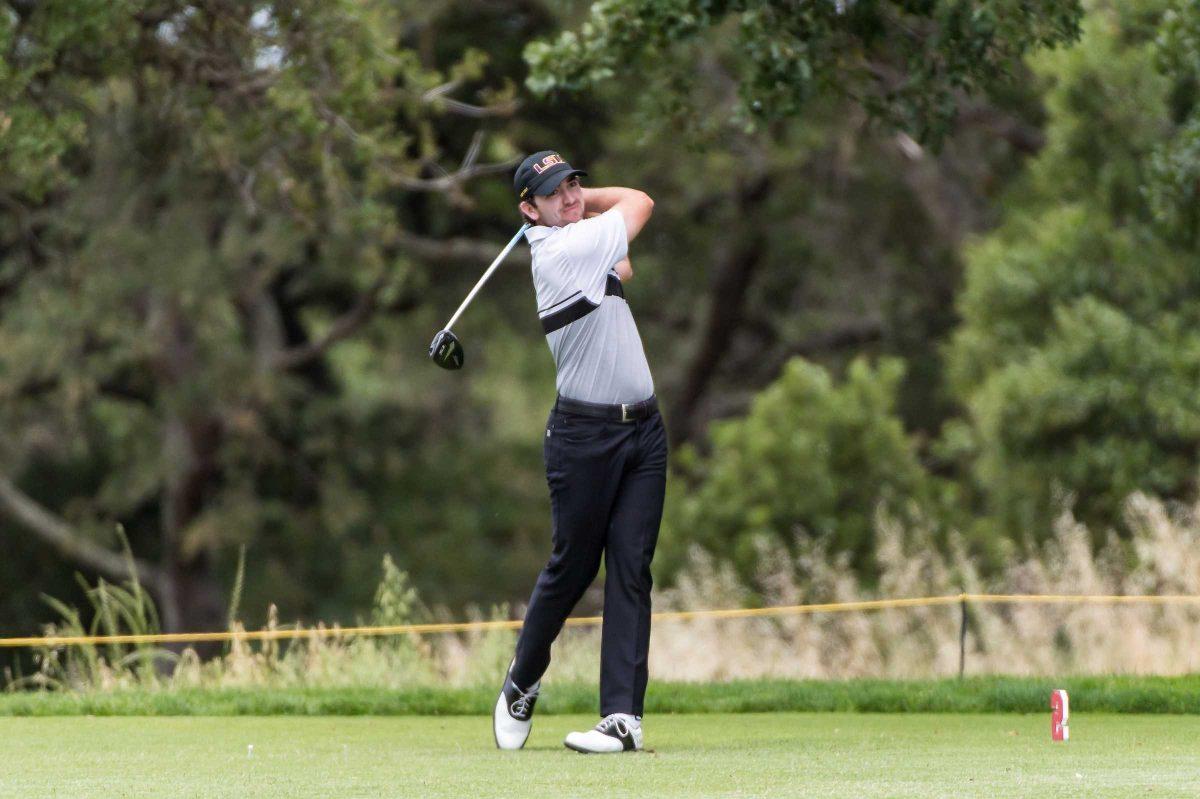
[1051,689,1069,742]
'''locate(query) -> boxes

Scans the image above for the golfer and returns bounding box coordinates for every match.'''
[493,151,666,754]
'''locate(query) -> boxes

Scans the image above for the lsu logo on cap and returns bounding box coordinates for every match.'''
[532,153,565,174]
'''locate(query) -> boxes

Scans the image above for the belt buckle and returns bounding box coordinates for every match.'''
[621,403,630,422]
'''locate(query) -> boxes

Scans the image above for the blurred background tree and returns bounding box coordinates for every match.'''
[6,0,1200,658]
[0,0,540,632]
[943,0,1200,551]
[660,356,949,586]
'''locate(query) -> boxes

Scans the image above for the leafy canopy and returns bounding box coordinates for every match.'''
[524,0,1084,141]
[945,0,1200,544]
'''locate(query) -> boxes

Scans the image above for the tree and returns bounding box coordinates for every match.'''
[0,0,523,632]
[524,0,1083,143]
[661,357,943,581]
[944,0,1200,546]
[514,1,1087,450]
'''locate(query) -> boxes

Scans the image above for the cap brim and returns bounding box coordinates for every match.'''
[528,166,587,197]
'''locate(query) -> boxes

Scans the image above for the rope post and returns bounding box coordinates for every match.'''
[958,593,968,679]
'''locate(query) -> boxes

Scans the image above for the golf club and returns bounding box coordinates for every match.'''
[428,222,531,370]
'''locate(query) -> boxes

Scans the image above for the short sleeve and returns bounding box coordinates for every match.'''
[557,209,628,294]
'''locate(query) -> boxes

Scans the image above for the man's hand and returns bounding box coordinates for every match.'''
[581,186,654,242]
[615,257,633,282]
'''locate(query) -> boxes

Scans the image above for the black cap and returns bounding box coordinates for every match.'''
[513,150,587,200]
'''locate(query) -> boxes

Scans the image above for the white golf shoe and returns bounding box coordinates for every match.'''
[493,664,539,750]
[564,713,643,753]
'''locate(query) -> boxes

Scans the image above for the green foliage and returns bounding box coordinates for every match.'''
[1147,0,1200,247]
[946,1,1200,544]
[1146,115,1200,247]
[1023,7,1172,222]
[959,292,1200,540]
[0,1,139,198]
[525,0,1084,141]
[0,0,533,632]
[663,357,938,579]
[22,564,172,691]
[369,554,424,628]
[948,205,1190,392]
[13,553,442,692]
[6,0,1200,649]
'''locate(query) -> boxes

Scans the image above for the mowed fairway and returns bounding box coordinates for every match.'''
[3,713,1197,798]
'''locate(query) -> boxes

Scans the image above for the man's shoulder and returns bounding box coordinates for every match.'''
[530,212,627,283]
[557,212,625,254]
[528,225,563,270]
[528,220,583,260]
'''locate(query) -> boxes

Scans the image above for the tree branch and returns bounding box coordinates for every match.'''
[395,157,522,193]
[395,130,521,194]
[12,373,155,406]
[422,80,522,118]
[265,223,534,373]
[0,473,165,592]
[742,318,885,385]
[667,173,772,447]
[270,277,388,371]
[790,319,885,356]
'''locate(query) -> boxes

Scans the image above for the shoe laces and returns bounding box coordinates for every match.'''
[596,713,631,737]
[510,682,539,718]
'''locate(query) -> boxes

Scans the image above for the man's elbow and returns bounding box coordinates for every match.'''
[630,191,654,231]
[616,190,655,240]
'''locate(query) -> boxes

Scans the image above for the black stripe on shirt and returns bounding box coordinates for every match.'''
[606,273,624,299]
[541,296,597,334]
[538,289,583,315]
[541,275,626,335]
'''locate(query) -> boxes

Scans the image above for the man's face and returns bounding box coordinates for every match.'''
[521,176,583,227]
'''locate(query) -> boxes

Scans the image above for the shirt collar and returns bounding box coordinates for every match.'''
[524,224,558,244]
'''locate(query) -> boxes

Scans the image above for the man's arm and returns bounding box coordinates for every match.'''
[585,209,635,281]
[581,186,654,242]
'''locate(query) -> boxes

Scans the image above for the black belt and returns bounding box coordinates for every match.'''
[555,394,658,423]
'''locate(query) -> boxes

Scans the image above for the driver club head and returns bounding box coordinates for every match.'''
[429,329,464,370]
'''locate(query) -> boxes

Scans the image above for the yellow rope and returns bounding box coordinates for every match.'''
[2,592,1199,649]
[961,593,1200,605]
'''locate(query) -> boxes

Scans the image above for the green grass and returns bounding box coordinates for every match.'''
[5,674,1200,716]
[2,713,1197,798]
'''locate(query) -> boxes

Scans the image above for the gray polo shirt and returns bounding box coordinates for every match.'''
[527,209,655,405]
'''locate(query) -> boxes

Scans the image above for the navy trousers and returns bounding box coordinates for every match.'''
[511,402,668,717]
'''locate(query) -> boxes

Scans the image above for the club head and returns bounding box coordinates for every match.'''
[429,329,464,370]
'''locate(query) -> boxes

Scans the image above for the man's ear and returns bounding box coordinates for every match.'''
[519,200,539,223]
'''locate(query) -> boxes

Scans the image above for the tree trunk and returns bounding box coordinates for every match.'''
[158,409,226,636]
[667,173,772,447]
[153,299,228,637]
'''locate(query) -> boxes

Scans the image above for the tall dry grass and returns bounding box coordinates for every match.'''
[647,493,1200,679]
[9,494,1200,692]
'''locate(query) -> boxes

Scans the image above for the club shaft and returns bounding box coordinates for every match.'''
[444,223,531,331]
